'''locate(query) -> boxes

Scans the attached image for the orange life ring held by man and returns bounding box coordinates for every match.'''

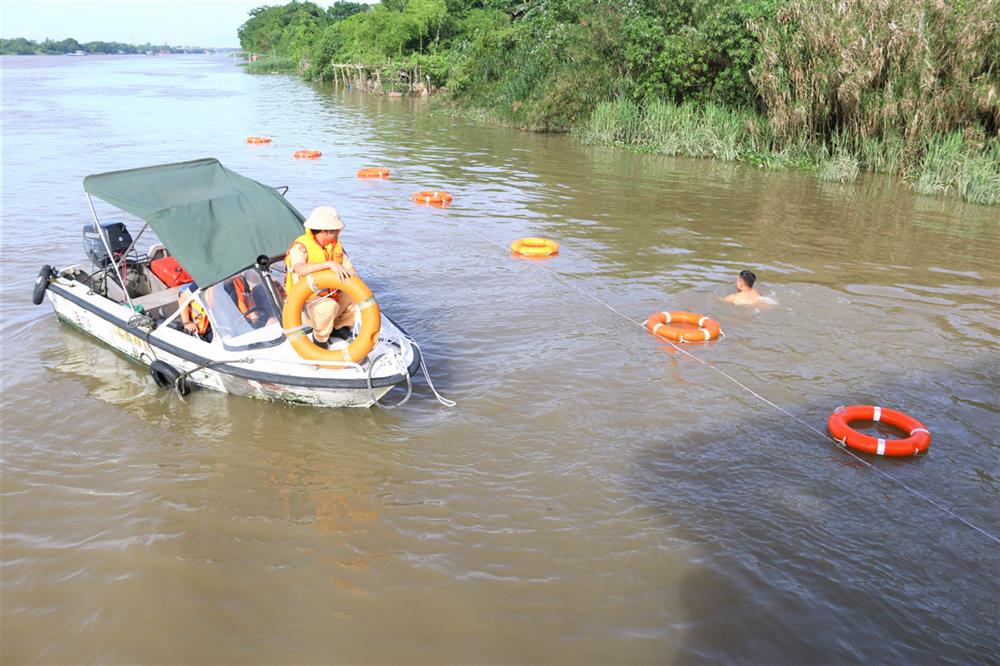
[645,311,721,343]
[412,191,452,205]
[510,238,559,257]
[357,167,391,179]
[294,149,322,159]
[246,136,272,144]
[282,270,381,364]
[827,405,931,456]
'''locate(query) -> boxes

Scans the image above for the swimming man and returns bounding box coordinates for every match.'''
[724,269,763,306]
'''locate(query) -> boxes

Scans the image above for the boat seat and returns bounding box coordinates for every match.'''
[133,285,185,321]
[147,243,168,262]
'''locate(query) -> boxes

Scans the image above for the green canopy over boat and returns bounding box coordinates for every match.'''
[83,158,305,286]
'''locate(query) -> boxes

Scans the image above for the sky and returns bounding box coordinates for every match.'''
[0,0,345,48]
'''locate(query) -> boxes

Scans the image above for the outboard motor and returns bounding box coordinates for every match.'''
[83,221,133,268]
[83,221,143,298]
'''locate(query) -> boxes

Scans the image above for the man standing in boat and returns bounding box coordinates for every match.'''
[284,207,358,348]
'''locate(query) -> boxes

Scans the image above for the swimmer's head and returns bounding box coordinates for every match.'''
[737,270,757,290]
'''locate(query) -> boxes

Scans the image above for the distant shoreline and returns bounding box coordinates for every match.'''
[0,37,239,56]
[1,51,235,56]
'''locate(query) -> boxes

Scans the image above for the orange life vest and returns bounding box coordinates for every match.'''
[284,231,345,298]
[232,276,251,315]
[187,277,251,336]
[189,298,210,335]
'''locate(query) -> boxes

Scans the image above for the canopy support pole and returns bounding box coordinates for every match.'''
[118,221,149,267]
[86,193,138,312]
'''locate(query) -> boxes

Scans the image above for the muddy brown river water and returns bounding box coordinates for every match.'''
[2,54,999,664]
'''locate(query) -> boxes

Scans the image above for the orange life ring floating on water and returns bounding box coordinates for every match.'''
[412,191,452,205]
[828,405,930,456]
[294,149,322,159]
[281,270,381,364]
[645,311,721,342]
[511,238,559,257]
[246,136,272,144]
[357,167,391,179]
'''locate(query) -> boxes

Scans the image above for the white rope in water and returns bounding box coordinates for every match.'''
[408,338,457,407]
[445,215,1000,546]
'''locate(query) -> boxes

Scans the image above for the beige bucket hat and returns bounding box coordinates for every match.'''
[304,206,345,231]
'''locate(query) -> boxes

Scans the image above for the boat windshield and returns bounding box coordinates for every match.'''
[204,268,284,351]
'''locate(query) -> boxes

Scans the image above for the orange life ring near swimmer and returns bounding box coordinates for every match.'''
[646,311,721,342]
[511,238,559,257]
[828,405,931,456]
[246,136,272,144]
[281,270,381,364]
[412,191,452,205]
[357,167,391,179]
[294,149,322,159]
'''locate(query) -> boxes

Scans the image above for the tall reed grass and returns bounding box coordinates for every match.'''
[817,153,860,183]
[739,0,1000,204]
[576,99,769,162]
[915,134,1000,206]
[242,56,297,75]
[751,0,999,152]
[578,100,1000,205]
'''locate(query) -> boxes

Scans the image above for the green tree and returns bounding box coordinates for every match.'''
[238,2,327,55]
[405,0,448,50]
[327,2,368,22]
[0,38,39,54]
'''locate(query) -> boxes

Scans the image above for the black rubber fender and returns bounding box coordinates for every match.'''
[149,360,191,396]
[32,265,54,305]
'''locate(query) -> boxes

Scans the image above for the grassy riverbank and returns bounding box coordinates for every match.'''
[241,55,298,75]
[575,99,1000,205]
[238,0,1000,206]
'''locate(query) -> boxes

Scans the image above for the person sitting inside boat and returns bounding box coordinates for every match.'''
[724,269,763,306]
[178,273,275,343]
[178,282,212,342]
[284,206,357,349]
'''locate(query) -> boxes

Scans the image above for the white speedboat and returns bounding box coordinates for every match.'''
[34,158,429,408]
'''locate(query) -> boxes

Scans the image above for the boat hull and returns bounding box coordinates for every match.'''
[46,279,419,408]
